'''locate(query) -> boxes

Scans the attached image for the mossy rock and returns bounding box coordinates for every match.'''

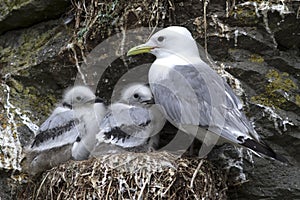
[0,0,71,34]
[251,69,299,110]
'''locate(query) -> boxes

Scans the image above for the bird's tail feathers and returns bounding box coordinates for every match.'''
[240,138,289,164]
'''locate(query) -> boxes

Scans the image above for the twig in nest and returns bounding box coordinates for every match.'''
[232,179,250,186]
[161,177,176,197]
[190,159,203,189]
[106,179,113,200]
[137,175,150,200]
[34,171,50,200]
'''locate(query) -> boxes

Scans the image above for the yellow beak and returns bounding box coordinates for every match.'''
[127,44,154,56]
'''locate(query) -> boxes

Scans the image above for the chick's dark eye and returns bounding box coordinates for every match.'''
[133,93,139,98]
[157,36,165,42]
[76,96,82,101]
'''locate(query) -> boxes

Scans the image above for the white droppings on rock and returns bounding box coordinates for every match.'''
[239,0,292,18]
[0,83,38,171]
[238,0,292,48]
[282,118,294,132]
[210,15,232,40]
[234,29,239,47]
[256,104,294,134]
[219,63,245,97]
[220,147,247,183]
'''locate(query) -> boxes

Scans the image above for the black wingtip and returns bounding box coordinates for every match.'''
[239,137,289,164]
[103,127,130,142]
[31,141,36,148]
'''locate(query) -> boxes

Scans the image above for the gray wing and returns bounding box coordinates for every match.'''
[100,106,151,141]
[98,104,152,148]
[151,63,256,144]
[38,107,74,132]
[31,108,81,150]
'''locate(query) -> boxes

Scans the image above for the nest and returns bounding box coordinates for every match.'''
[20,152,227,199]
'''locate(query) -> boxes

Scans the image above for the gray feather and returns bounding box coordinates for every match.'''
[31,109,81,150]
[100,105,151,140]
[151,64,256,144]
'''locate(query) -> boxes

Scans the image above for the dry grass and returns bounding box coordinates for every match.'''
[20,152,227,199]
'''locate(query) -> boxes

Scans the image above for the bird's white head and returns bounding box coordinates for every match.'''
[120,83,154,105]
[162,26,194,40]
[63,85,96,107]
[127,26,199,59]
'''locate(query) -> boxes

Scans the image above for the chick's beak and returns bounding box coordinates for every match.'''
[94,97,105,104]
[141,97,155,105]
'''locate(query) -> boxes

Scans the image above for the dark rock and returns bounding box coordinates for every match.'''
[0,170,15,200]
[0,19,75,118]
[17,125,35,148]
[228,157,300,200]
[0,0,71,35]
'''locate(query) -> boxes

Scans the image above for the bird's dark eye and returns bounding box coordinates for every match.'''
[76,96,82,101]
[133,93,139,98]
[157,36,165,42]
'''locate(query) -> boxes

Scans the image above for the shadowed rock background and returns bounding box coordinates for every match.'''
[0,0,299,199]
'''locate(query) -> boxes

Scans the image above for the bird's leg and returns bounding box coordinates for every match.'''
[198,143,215,159]
[188,140,195,156]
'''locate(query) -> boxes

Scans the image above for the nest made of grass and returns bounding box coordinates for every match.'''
[21,152,227,199]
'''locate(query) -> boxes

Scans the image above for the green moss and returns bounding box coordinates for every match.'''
[251,70,298,108]
[8,79,23,93]
[295,95,300,107]
[0,113,8,131]
[265,70,297,91]
[228,48,237,53]
[7,84,57,118]
[0,0,32,16]
[234,7,256,18]
[0,22,61,75]
[230,5,259,25]
[249,54,264,63]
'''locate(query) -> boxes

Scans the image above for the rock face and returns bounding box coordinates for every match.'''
[0,0,299,199]
[0,0,71,34]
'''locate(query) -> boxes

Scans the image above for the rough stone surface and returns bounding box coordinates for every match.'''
[0,0,299,199]
[0,0,71,34]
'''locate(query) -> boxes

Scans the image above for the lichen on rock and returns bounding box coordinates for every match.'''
[251,69,298,109]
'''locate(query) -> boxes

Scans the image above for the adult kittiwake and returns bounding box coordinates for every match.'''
[22,85,106,175]
[127,26,288,163]
[92,83,165,156]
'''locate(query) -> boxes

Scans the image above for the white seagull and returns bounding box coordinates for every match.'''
[23,85,106,175]
[127,26,288,162]
[92,83,165,156]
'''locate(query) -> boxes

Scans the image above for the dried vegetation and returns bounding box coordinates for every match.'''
[20,152,227,199]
